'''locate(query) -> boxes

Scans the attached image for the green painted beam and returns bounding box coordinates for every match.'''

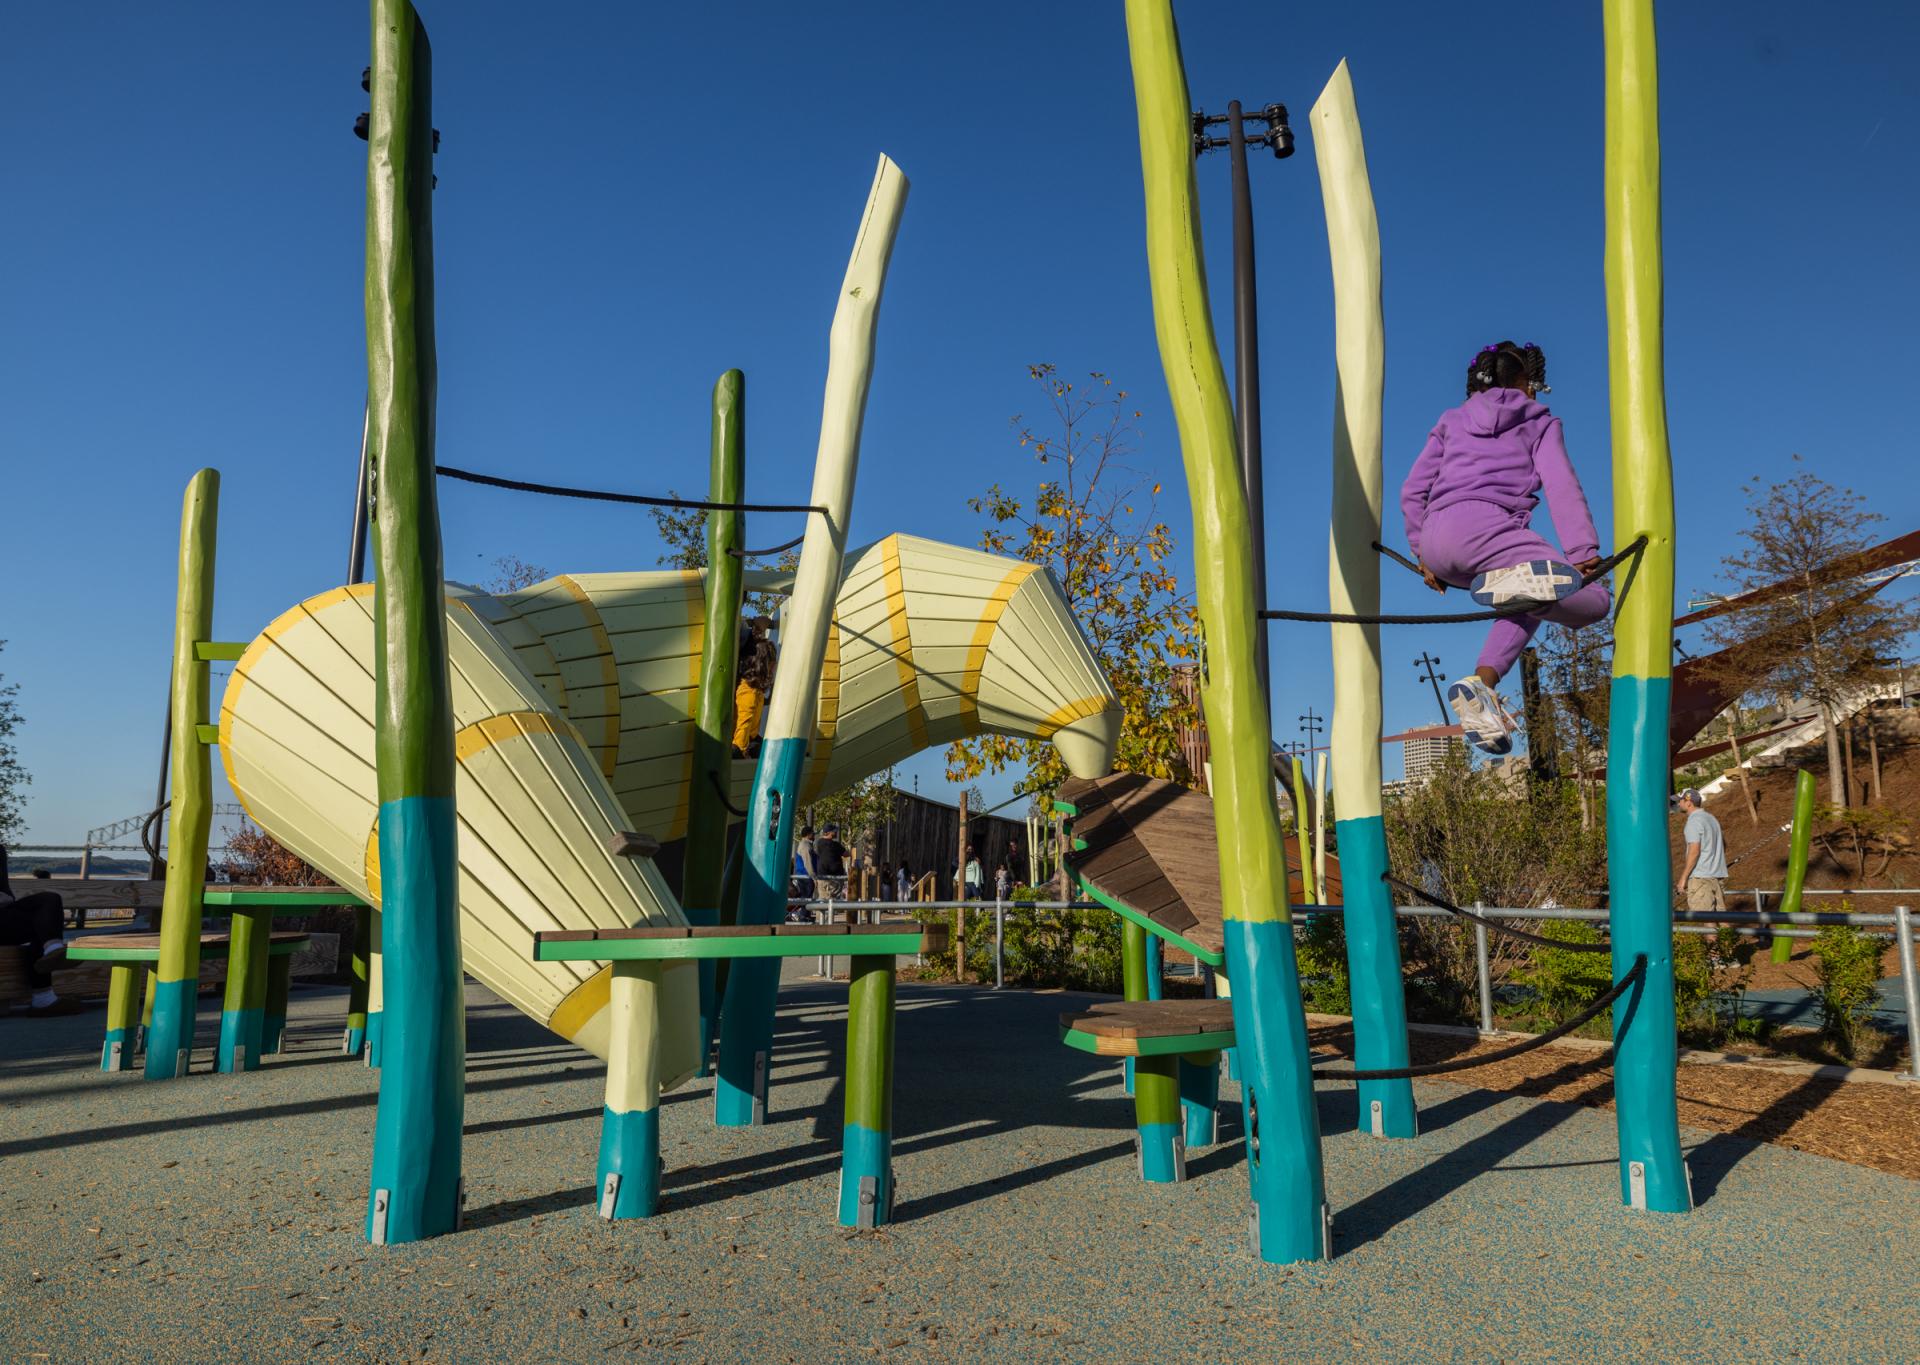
[536,933,923,964]
[1059,1027,1238,1058]
[201,889,369,908]
[69,935,311,963]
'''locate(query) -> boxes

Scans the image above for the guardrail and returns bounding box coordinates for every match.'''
[791,892,1920,1082]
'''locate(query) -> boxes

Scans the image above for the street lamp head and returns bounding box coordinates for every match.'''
[1261,104,1295,158]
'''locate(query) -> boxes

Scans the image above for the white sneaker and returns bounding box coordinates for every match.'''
[1447,677,1515,755]
[1471,559,1579,609]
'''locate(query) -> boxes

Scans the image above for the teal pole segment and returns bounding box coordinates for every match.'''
[362,0,464,1245]
[596,1107,662,1219]
[1144,932,1164,1001]
[1178,1050,1220,1147]
[344,904,371,1056]
[1332,816,1415,1137]
[1133,1054,1183,1182]
[838,953,896,1227]
[216,906,269,1073]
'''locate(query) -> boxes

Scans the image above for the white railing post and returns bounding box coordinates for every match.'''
[994,892,1005,990]
[1894,905,1920,1084]
[1473,903,1495,1036]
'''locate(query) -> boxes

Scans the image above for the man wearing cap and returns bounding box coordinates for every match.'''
[1674,788,1727,910]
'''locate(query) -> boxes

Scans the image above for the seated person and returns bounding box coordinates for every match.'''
[1,842,80,1015]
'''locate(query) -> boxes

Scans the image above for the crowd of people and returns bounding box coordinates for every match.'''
[783,831,1027,921]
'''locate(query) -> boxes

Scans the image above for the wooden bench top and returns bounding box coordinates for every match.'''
[1058,999,1237,1058]
[534,921,933,963]
[67,931,312,963]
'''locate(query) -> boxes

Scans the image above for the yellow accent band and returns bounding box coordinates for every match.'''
[959,563,1039,724]
[549,963,612,1041]
[453,710,567,763]
[801,619,843,803]
[554,575,623,780]
[1037,694,1119,740]
[880,536,930,752]
[364,816,382,900]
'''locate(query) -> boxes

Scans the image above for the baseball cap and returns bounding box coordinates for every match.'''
[1671,788,1701,808]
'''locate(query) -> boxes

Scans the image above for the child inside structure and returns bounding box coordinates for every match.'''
[1400,341,1611,754]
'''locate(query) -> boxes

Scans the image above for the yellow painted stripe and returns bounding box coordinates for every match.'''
[667,576,707,841]
[880,536,930,751]
[549,963,612,1041]
[801,619,843,802]
[364,816,382,900]
[553,575,622,780]
[959,563,1039,725]
[1036,694,1120,740]
[453,710,567,763]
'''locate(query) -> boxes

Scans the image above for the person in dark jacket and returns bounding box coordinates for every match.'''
[1,843,78,1014]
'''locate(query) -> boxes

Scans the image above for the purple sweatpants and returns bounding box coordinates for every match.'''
[1419,499,1610,680]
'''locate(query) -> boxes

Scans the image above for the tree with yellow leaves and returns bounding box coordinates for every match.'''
[946,365,1200,800]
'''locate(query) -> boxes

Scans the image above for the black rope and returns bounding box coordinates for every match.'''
[1384,872,1613,953]
[1312,955,1646,1080]
[726,532,808,559]
[1371,540,1424,577]
[708,769,747,819]
[436,464,826,517]
[1263,536,1647,625]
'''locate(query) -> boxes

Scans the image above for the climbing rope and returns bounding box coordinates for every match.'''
[725,531,808,559]
[1383,873,1613,954]
[435,464,826,517]
[1311,954,1646,1081]
[707,769,748,819]
[1260,536,1647,625]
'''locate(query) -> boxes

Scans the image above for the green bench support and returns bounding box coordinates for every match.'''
[536,921,926,1228]
[199,888,367,1071]
[1060,999,1235,1182]
[69,931,311,1073]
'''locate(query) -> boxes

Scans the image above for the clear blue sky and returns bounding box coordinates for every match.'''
[5,2,1916,843]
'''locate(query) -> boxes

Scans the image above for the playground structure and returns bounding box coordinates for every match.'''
[109,0,1704,1267]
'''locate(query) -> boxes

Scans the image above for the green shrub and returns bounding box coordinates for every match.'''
[1812,921,1885,1060]
[911,904,1122,993]
[1672,934,1714,1030]
[1510,920,1614,1035]
[1293,914,1351,1015]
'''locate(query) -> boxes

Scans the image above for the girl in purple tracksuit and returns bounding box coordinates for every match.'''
[1400,341,1610,753]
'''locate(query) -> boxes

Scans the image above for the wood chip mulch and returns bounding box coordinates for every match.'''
[1307,1022,1920,1181]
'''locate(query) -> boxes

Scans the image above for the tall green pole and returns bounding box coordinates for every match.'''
[1603,0,1689,1215]
[1769,769,1816,963]
[1311,59,1415,1139]
[144,468,219,1080]
[1291,756,1313,896]
[1125,0,1326,1263]
[685,369,747,1070]
[363,0,464,1245]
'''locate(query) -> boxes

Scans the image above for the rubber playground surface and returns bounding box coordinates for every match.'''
[4,979,1918,1363]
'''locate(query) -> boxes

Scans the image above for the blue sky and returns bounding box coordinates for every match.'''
[4,2,1916,844]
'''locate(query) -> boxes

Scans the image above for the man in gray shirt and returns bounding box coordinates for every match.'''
[1673,788,1728,910]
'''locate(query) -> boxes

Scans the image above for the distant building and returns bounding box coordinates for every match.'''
[1397,727,1465,788]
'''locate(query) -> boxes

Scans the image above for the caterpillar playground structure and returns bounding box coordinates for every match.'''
[112,0,1694,1265]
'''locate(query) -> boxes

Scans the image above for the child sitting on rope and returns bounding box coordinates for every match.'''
[1400,341,1610,755]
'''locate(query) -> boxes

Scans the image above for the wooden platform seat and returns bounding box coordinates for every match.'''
[66,931,311,1073]
[1060,999,1237,1183]
[535,921,931,1229]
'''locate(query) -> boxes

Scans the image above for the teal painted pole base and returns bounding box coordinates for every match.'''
[216,1007,264,1073]
[1134,1053,1184,1182]
[1145,935,1164,1000]
[716,735,807,1127]
[262,1008,286,1057]
[365,797,465,1245]
[1607,675,1692,1213]
[682,904,719,1079]
[143,976,198,1080]
[1333,816,1418,1139]
[1223,1046,1237,1081]
[100,1027,134,1072]
[365,1012,384,1068]
[343,1025,367,1058]
[1124,1057,1135,1094]
[838,1123,894,1227]
[1179,1050,1220,1147]
[1221,917,1328,1263]
[596,1105,662,1219]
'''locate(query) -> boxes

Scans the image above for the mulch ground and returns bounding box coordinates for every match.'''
[1307,1021,1920,1181]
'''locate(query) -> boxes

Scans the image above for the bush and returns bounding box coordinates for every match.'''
[1812,921,1885,1060]
[1293,914,1351,1015]
[1509,920,1614,1036]
[911,904,1121,993]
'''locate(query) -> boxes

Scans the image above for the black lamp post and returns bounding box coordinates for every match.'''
[1192,100,1293,718]
[1298,707,1324,751]
[1414,652,1449,723]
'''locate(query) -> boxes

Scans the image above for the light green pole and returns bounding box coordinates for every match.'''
[1125,0,1326,1262]
[1769,769,1816,963]
[684,369,747,1068]
[144,468,220,1080]
[362,0,464,1245]
[1603,0,1689,1215]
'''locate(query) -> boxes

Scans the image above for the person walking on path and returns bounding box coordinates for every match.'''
[963,846,983,901]
[1673,788,1728,910]
[1400,341,1611,754]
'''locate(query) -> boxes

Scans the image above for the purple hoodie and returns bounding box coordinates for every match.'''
[1399,387,1600,564]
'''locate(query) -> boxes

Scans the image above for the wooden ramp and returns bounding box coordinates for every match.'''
[1057,773,1340,965]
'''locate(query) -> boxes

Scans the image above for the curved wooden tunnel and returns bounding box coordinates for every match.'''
[218,534,1119,1076]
